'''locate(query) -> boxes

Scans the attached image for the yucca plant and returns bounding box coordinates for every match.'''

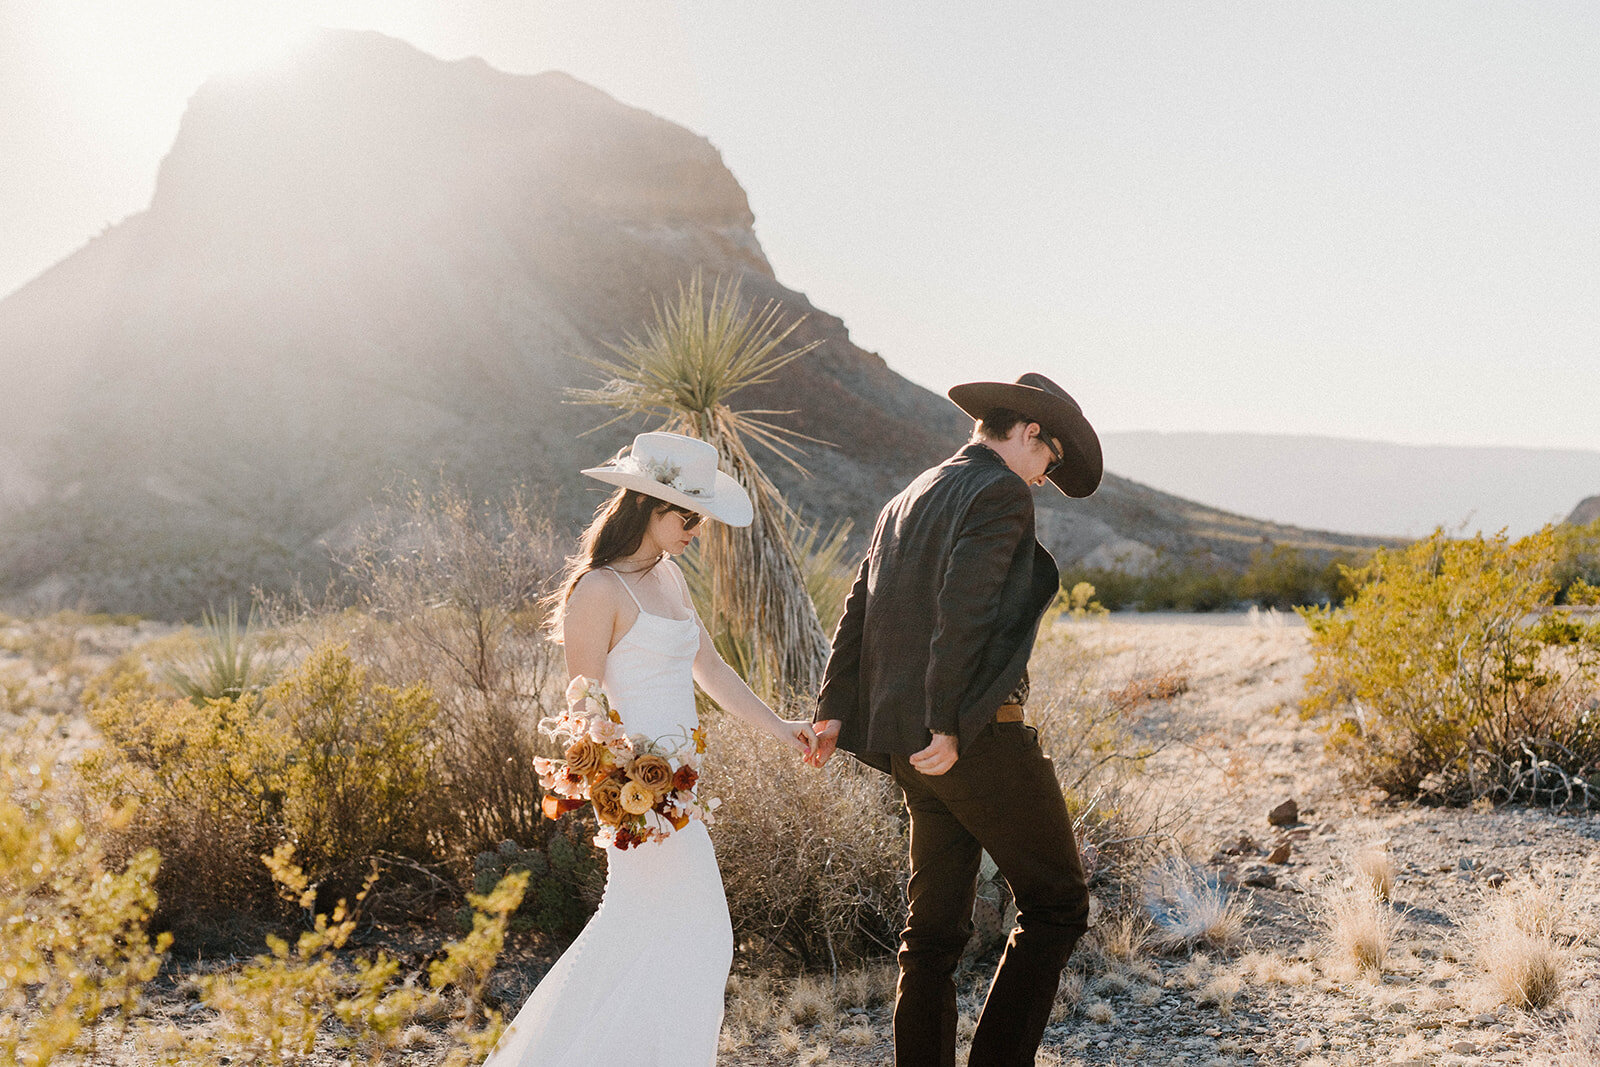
[162,600,280,705]
[569,271,832,699]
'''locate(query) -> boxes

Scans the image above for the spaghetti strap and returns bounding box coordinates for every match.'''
[601,566,646,611]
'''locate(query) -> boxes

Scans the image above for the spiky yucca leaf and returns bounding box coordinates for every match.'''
[569,272,831,699]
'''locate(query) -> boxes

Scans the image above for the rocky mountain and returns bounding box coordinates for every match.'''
[1103,432,1600,540]
[0,31,1378,617]
[1569,496,1600,527]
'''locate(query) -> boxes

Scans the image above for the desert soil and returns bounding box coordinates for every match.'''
[716,616,1600,1067]
[17,614,1600,1065]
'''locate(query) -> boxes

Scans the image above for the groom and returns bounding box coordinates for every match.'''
[811,373,1101,1067]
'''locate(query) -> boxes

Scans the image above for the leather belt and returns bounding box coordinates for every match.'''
[994,703,1025,723]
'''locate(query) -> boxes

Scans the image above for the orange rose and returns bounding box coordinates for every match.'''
[590,777,626,826]
[564,737,608,777]
[628,754,675,799]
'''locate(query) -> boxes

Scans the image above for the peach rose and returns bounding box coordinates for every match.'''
[590,777,626,826]
[564,737,608,777]
[628,754,675,799]
[619,780,656,816]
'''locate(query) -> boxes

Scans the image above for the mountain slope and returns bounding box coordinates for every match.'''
[0,32,1377,616]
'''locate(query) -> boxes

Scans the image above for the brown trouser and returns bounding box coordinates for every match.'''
[890,720,1090,1067]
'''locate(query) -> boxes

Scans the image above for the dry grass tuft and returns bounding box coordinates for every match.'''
[1143,857,1250,953]
[1082,999,1115,1024]
[836,1021,877,1047]
[1467,869,1578,1010]
[1351,840,1397,900]
[787,974,832,1026]
[1313,878,1398,977]
[1196,974,1243,1015]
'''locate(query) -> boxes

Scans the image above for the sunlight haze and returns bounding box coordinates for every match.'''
[4,0,1597,451]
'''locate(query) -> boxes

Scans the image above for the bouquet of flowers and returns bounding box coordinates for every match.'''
[535,676,718,850]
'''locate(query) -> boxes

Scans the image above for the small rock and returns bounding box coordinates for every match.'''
[1458,856,1480,871]
[1268,799,1299,826]
[1417,1018,1442,1030]
[1451,1040,1477,1054]
[1240,865,1277,888]
[1484,867,1507,887]
[1224,833,1259,856]
[1474,1013,1498,1025]
[1267,841,1292,864]
[1384,1000,1409,1013]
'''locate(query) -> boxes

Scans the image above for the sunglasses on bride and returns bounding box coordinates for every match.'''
[664,505,704,531]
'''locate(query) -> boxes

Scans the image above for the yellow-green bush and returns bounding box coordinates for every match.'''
[78,643,446,924]
[1304,526,1600,806]
[142,846,527,1067]
[1,727,169,1065]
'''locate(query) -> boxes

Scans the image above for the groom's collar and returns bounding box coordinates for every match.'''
[960,441,1006,466]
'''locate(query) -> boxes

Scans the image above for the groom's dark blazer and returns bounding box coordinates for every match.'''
[817,443,1061,773]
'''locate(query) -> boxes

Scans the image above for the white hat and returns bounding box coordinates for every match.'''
[581,432,754,527]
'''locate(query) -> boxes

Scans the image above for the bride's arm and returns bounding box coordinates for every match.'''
[690,621,815,757]
[560,573,614,702]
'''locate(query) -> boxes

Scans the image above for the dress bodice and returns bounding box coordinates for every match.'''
[600,567,701,742]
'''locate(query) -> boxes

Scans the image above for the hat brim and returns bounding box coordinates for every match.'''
[580,466,754,527]
[947,381,1103,497]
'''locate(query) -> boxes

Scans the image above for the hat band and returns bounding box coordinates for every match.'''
[606,454,708,497]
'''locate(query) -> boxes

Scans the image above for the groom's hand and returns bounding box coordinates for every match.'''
[809,719,842,767]
[909,732,959,776]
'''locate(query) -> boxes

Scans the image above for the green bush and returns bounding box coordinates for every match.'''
[1303,527,1600,807]
[1062,545,1363,613]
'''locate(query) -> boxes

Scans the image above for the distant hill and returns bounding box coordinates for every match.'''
[0,31,1378,617]
[1103,432,1600,539]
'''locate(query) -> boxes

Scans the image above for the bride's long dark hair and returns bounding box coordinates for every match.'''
[543,486,670,642]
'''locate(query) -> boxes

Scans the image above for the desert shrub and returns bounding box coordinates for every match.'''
[262,486,604,938]
[1061,546,1362,613]
[273,645,443,896]
[1239,544,1360,609]
[1,724,169,1064]
[1553,517,1600,604]
[78,688,295,919]
[1304,526,1600,806]
[295,484,566,859]
[468,833,602,943]
[140,849,528,1067]
[79,643,455,923]
[704,711,908,970]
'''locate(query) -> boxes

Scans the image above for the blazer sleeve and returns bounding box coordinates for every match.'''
[815,553,871,723]
[924,476,1030,734]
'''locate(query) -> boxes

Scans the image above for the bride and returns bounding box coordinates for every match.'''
[484,431,818,1067]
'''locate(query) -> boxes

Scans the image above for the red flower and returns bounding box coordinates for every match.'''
[672,765,699,792]
[613,826,638,850]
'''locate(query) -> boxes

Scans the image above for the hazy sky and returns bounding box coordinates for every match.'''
[4,1,1597,451]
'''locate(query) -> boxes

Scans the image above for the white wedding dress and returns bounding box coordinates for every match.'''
[485,568,734,1067]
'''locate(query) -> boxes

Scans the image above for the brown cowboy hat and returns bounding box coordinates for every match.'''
[947,372,1103,497]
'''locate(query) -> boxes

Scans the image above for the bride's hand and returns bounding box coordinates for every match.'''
[777,719,816,759]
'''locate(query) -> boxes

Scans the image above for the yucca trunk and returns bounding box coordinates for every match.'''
[672,408,831,699]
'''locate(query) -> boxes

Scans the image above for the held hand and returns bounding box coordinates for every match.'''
[808,719,842,767]
[908,732,959,776]
[779,719,817,760]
